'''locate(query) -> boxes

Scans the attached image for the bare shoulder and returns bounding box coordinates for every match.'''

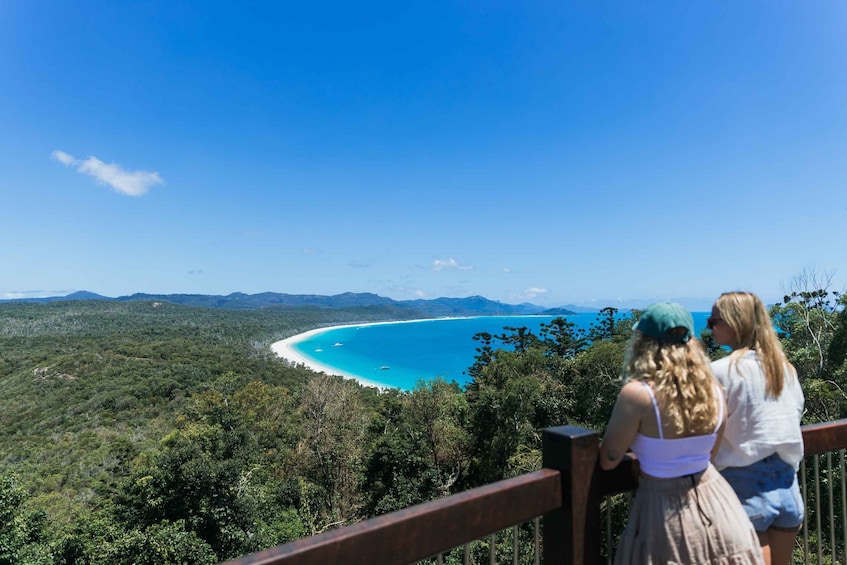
[600,380,650,470]
[607,380,652,422]
[618,380,651,406]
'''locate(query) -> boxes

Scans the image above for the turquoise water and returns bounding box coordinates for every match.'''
[292,312,711,390]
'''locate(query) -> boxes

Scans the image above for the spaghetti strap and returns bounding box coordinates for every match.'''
[640,381,664,439]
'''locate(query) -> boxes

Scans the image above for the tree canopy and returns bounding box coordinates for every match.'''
[0,285,844,562]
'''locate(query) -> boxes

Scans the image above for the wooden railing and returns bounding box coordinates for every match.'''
[222,419,847,565]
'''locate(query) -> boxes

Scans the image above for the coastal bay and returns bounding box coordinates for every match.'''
[272,313,712,390]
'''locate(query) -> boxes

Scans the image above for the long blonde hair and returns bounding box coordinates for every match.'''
[713,291,796,398]
[623,333,719,436]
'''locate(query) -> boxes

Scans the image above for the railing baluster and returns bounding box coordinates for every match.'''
[828,452,834,563]
[533,517,540,565]
[802,460,809,565]
[815,456,822,565]
[841,450,846,565]
[605,497,612,565]
[410,514,549,565]
[512,525,518,564]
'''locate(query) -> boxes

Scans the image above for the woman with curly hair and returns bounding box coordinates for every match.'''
[710,291,805,565]
[599,302,763,564]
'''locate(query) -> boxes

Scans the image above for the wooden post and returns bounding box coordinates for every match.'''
[542,425,602,565]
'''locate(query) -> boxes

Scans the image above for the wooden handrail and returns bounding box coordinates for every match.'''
[221,469,561,565]
[801,418,847,456]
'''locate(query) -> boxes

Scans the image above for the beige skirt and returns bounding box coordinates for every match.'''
[614,464,764,565]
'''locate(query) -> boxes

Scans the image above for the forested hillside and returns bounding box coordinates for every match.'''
[0,286,845,564]
[0,300,417,563]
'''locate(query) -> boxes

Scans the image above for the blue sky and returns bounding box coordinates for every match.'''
[2,2,845,309]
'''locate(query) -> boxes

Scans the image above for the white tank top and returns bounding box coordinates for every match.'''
[629,382,723,478]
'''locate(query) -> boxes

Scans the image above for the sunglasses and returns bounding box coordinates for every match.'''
[706,316,722,330]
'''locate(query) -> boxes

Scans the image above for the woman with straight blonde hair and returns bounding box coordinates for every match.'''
[600,302,762,564]
[710,291,805,565]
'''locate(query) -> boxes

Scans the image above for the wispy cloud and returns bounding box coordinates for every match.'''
[52,150,75,166]
[508,287,549,301]
[384,284,427,299]
[1,289,74,300]
[432,257,474,271]
[51,150,163,196]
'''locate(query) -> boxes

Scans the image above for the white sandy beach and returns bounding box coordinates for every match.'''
[270,316,492,390]
[270,322,409,389]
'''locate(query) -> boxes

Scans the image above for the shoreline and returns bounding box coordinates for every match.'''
[269,314,591,390]
[270,319,446,390]
[270,324,385,389]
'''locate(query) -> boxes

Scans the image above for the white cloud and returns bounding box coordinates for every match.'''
[52,150,75,166]
[508,287,550,301]
[1,289,73,299]
[384,284,428,299]
[52,150,163,196]
[432,257,474,271]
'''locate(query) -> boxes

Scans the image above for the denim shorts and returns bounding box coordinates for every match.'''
[720,454,805,532]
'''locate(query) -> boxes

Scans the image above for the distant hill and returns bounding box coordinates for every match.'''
[559,303,602,314]
[542,307,588,315]
[399,295,545,316]
[3,290,112,303]
[1,291,577,318]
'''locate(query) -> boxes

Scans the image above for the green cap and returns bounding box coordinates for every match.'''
[633,302,694,344]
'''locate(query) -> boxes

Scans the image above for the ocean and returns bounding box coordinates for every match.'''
[290,312,711,390]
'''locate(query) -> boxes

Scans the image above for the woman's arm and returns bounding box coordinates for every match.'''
[599,381,645,470]
[710,387,728,462]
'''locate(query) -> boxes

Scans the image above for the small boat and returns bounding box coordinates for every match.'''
[333,342,343,347]
[379,365,390,370]
[314,348,323,353]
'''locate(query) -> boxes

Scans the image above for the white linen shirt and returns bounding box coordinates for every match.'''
[711,350,805,471]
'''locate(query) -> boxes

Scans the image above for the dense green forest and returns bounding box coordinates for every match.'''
[0,283,845,564]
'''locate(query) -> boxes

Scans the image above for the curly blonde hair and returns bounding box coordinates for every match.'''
[713,291,797,398]
[623,332,719,436]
